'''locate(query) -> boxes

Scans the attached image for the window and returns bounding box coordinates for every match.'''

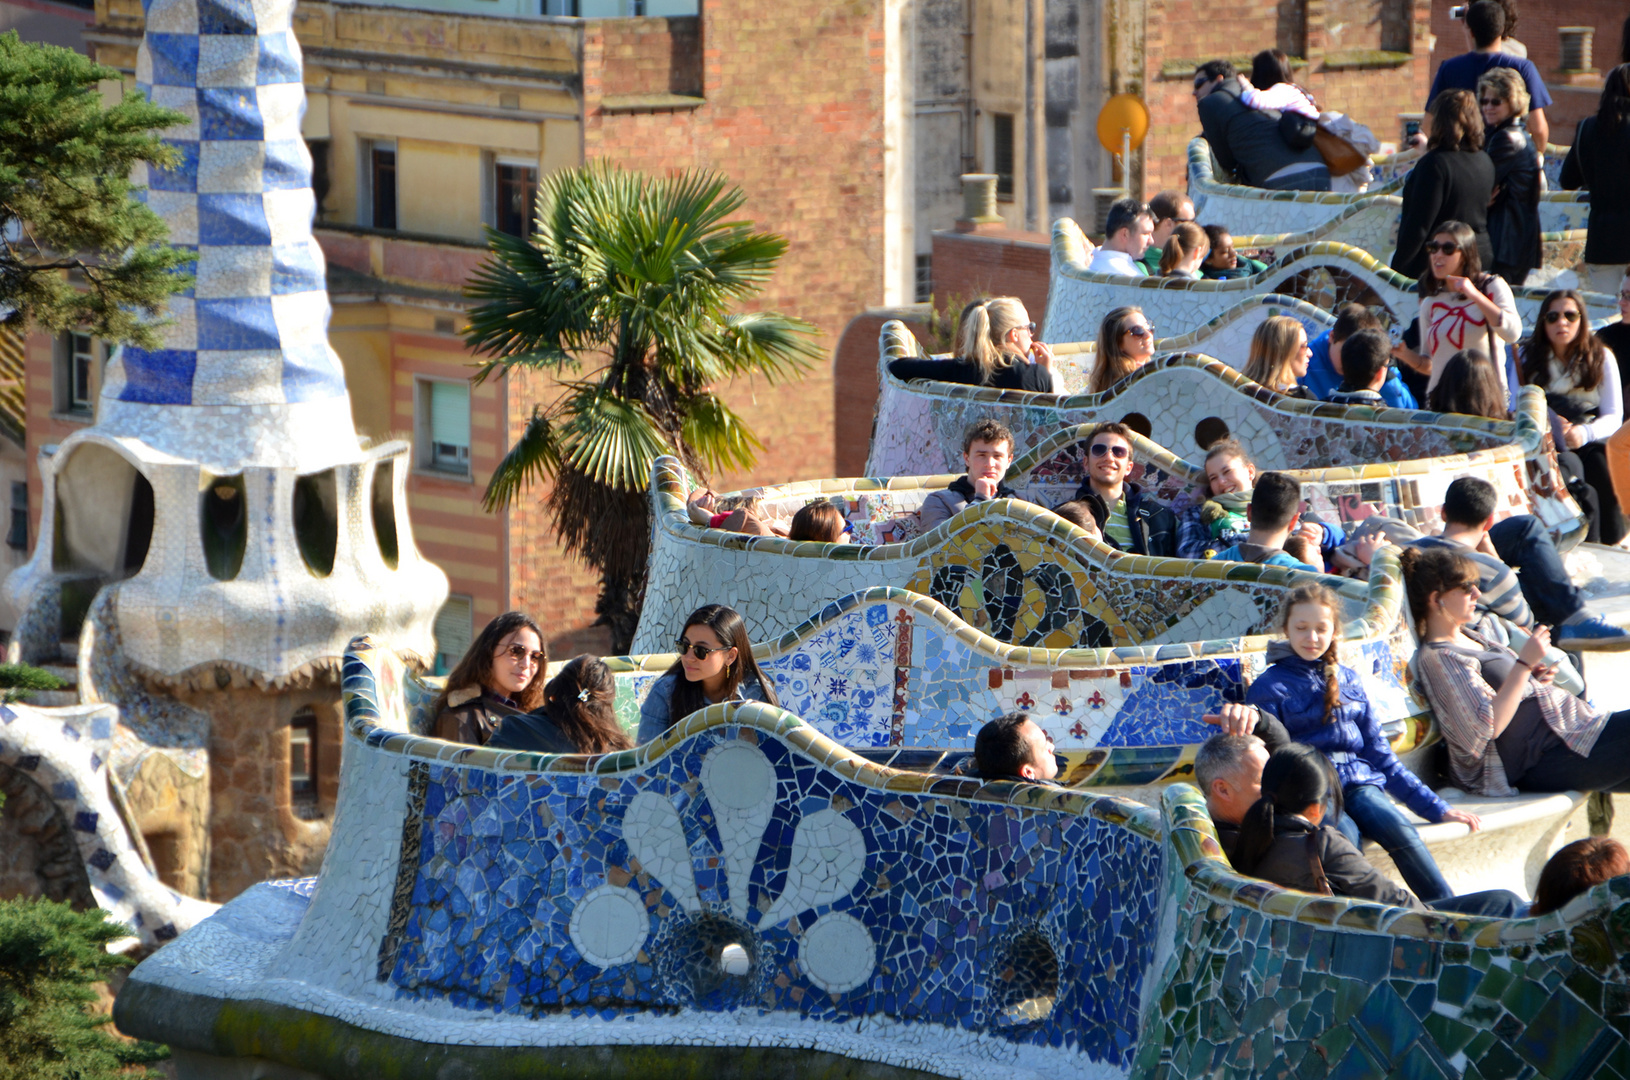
[7,482,25,550]
[992,113,1015,199]
[289,708,319,819]
[915,254,932,303]
[417,379,471,476]
[494,161,538,238]
[544,0,697,13]
[433,596,473,676]
[306,138,331,219]
[56,332,99,417]
[362,138,397,230]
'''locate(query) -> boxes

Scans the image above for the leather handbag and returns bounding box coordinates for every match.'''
[1314,124,1367,176]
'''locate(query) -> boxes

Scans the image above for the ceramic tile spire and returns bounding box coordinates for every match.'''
[110,0,360,472]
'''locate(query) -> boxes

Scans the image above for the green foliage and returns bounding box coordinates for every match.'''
[0,662,66,703]
[464,162,821,649]
[0,897,168,1080]
[0,32,193,346]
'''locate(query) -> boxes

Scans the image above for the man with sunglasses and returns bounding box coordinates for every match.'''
[1137,191,1196,276]
[1193,59,1330,191]
[919,418,1027,531]
[1066,422,1178,557]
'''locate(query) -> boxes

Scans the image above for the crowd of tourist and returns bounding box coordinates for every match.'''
[414,0,1630,926]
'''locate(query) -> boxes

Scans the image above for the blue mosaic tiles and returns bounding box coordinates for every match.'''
[382,722,1163,1064]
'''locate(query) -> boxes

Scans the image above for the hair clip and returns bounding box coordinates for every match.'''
[577,688,591,702]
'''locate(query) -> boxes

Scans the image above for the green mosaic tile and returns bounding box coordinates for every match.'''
[1325,1039,1386,1080]
[1402,980,1436,1020]
[1422,1009,1479,1057]
[1315,1024,1359,1070]
[1472,1036,1527,1080]
[1390,1040,1453,1080]
[1392,939,1438,981]
[1436,964,1480,1008]
[1512,992,1612,1077]
[1356,984,1424,1064]
[1478,963,1516,1001]
[1574,919,1618,975]
[1333,935,1392,983]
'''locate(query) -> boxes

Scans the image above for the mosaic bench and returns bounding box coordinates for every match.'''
[1137,783,1622,1080]
[1188,136,1587,241]
[868,337,1581,544]
[1042,218,1617,347]
[114,637,1174,1079]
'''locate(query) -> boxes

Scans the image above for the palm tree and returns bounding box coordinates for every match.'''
[464,162,821,652]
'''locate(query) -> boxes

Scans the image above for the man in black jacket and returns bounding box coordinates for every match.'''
[1067,422,1179,556]
[1193,59,1330,191]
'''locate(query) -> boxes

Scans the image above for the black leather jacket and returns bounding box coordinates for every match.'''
[1484,117,1542,277]
[1070,480,1178,557]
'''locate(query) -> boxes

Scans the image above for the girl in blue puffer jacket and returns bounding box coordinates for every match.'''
[1244,583,1483,902]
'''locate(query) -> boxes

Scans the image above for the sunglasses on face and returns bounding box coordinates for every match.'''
[1424,241,1460,255]
[1089,443,1130,459]
[1544,309,1582,324]
[1123,324,1154,338]
[1477,98,1503,108]
[677,638,728,661]
[498,643,546,666]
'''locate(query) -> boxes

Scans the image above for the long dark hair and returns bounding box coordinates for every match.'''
[1417,220,1483,298]
[1428,349,1509,420]
[432,610,547,717]
[1232,745,1341,876]
[1599,63,1630,128]
[1521,289,1606,392]
[1250,48,1295,89]
[663,604,781,729]
[1275,585,1343,724]
[541,655,632,754]
[1398,546,1482,637]
[1090,306,1149,394]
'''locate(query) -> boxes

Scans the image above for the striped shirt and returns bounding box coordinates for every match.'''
[1413,630,1608,796]
[1409,535,1533,629]
[1104,498,1133,549]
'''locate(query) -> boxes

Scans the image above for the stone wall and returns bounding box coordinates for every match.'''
[0,763,95,908]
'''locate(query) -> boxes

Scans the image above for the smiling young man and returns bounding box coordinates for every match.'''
[918,419,1024,530]
[1066,421,1178,556]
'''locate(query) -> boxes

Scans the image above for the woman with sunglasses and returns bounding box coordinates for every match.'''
[432,611,548,746]
[1240,316,1316,399]
[1521,289,1624,544]
[1088,307,1155,394]
[888,296,1056,392]
[1390,221,1520,399]
[1477,68,1541,287]
[636,604,780,743]
[1402,547,1630,799]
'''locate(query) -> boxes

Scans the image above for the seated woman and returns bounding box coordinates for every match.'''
[1199,225,1268,280]
[1087,306,1156,394]
[1521,289,1625,544]
[686,489,784,537]
[1402,546,1630,797]
[1178,437,1255,559]
[1230,744,1522,916]
[487,655,632,755]
[888,296,1056,392]
[787,501,849,543]
[1241,316,1316,399]
[1529,838,1629,916]
[432,611,547,746]
[637,604,780,742]
[1158,221,1210,279]
[1426,348,1511,421]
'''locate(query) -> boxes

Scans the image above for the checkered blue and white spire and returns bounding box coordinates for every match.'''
[110,0,361,471]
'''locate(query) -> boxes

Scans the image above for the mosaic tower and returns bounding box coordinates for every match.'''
[0,0,448,906]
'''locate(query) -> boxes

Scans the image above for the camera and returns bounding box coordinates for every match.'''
[1404,119,1421,138]
[1449,4,1467,18]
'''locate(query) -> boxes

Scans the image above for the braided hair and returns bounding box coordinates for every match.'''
[1231,744,1338,876]
[1276,584,1343,724]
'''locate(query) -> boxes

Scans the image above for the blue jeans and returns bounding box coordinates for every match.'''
[1428,890,1525,918]
[1336,783,1454,903]
[1488,514,1586,626]
[1261,165,1332,191]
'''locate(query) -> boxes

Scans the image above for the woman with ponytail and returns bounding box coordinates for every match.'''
[487,655,633,755]
[1236,584,1479,903]
[887,297,1057,392]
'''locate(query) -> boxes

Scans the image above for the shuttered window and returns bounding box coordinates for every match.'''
[418,379,470,475]
[433,596,473,676]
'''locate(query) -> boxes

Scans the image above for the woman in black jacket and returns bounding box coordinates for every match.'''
[1392,90,1495,280]
[888,296,1057,392]
[1561,64,1630,295]
[1478,69,1542,286]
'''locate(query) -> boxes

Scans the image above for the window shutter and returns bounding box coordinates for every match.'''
[429,382,470,450]
[433,597,473,675]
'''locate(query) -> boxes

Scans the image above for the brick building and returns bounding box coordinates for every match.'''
[25,0,907,662]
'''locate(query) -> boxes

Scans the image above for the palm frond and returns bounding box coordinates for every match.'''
[555,383,673,491]
[680,392,762,476]
[481,406,562,512]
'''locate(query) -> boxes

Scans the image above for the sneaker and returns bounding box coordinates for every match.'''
[1555,614,1630,650]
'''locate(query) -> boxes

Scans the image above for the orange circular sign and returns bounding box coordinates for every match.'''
[1097,94,1150,155]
